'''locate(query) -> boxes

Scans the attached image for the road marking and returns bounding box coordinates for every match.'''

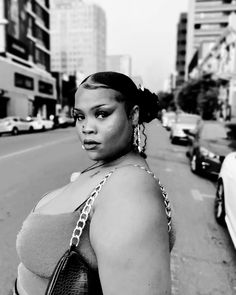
[0,136,73,161]
[191,189,215,201]
[165,167,173,172]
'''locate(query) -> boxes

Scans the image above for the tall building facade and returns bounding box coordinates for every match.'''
[175,13,187,87]
[0,0,56,118]
[50,0,106,78]
[186,0,236,78]
[106,55,132,76]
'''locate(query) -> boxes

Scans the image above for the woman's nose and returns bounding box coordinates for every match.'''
[82,120,96,134]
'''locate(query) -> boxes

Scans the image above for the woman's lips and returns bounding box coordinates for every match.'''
[83,141,100,150]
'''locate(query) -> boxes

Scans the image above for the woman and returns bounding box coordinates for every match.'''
[15,71,174,295]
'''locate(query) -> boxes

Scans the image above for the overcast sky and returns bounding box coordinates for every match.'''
[92,0,189,92]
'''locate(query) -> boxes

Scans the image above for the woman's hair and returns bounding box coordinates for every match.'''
[79,71,160,124]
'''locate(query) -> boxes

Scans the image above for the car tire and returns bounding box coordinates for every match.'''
[29,126,34,132]
[41,125,45,131]
[171,136,176,144]
[215,180,226,226]
[12,127,18,135]
[190,154,200,174]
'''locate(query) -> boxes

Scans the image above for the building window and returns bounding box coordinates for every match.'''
[15,73,34,90]
[38,81,53,95]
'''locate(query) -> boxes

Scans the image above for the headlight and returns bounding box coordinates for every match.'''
[199,147,220,160]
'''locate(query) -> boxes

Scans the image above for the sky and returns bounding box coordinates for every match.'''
[92,0,189,92]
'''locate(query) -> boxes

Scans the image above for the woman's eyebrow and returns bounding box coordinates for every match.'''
[74,104,109,112]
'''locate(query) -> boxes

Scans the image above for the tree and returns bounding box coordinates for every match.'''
[157,91,176,111]
[177,75,219,119]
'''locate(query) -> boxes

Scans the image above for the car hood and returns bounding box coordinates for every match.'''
[201,139,236,156]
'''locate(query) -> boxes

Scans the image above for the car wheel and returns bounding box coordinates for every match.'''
[41,125,45,131]
[12,127,18,135]
[29,126,34,132]
[171,136,176,144]
[190,154,200,174]
[215,180,226,226]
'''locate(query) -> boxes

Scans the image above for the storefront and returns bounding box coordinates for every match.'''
[0,57,56,118]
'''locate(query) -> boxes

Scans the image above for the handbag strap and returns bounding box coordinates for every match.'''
[70,169,115,247]
[132,164,172,233]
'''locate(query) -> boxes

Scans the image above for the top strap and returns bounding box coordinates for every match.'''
[129,164,172,233]
[70,169,115,247]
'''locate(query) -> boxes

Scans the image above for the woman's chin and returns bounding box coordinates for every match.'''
[86,150,103,161]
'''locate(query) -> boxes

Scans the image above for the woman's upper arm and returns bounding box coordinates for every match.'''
[90,169,171,295]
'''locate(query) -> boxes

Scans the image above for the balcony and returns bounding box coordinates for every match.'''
[194,28,225,37]
[196,4,236,12]
[195,15,229,24]
[35,0,50,13]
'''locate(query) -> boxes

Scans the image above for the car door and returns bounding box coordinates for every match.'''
[19,118,30,131]
[225,153,236,227]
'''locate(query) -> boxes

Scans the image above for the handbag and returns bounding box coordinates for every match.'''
[45,170,114,295]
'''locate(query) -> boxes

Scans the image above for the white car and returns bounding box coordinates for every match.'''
[161,111,176,130]
[0,116,34,135]
[215,151,236,248]
[26,117,54,131]
[170,113,202,144]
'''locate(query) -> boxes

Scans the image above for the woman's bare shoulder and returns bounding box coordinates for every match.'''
[91,164,168,246]
[106,164,161,201]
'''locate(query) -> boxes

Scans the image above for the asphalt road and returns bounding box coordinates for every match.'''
[0,122,236,294]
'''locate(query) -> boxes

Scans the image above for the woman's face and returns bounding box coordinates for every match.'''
[74,86,134,161]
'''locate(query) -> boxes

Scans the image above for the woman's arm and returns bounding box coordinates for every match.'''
[90,167,171,295]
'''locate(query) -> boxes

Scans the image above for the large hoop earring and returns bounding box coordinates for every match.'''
[133,125,142,153]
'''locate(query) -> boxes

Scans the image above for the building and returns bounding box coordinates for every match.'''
[186,0,236,79]
[0,0,56,119]
[175,13,187,87]
[190,15,236,118]
[106,55,132,76]
[50,0,106,78]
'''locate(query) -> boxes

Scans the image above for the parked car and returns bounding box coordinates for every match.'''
[161,111,176,130]
[186,120,236,176]
[26,117,54,131]
[0,116,34,135]
[170,113,202,144]
[215,152,236,248]
[55,115,75,128]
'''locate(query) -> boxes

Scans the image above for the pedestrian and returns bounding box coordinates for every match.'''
[14,71,175,295]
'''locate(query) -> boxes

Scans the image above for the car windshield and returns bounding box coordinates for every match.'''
[201,123,234,140]
[176,115,199,124]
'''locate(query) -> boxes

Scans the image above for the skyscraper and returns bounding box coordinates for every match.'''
[175,13,187,87]
[0,0,56,118]
[106,55,132,76]
[50,0,106,78]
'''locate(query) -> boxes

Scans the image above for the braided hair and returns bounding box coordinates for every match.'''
[79,71,160,158]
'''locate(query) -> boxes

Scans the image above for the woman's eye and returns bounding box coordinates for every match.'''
[96,111,109,119]
[75,114,84,121]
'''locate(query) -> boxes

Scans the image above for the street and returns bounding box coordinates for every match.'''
[0,121,236,294]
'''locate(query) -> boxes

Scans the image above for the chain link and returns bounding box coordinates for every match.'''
[70,170,115,247]
[133,164,172,232]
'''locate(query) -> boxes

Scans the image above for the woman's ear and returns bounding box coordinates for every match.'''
[130,105,139,125]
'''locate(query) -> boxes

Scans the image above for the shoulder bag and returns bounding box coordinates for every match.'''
[45,170,114,295]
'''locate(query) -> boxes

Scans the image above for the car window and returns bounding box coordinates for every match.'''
[226,124,236,140]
